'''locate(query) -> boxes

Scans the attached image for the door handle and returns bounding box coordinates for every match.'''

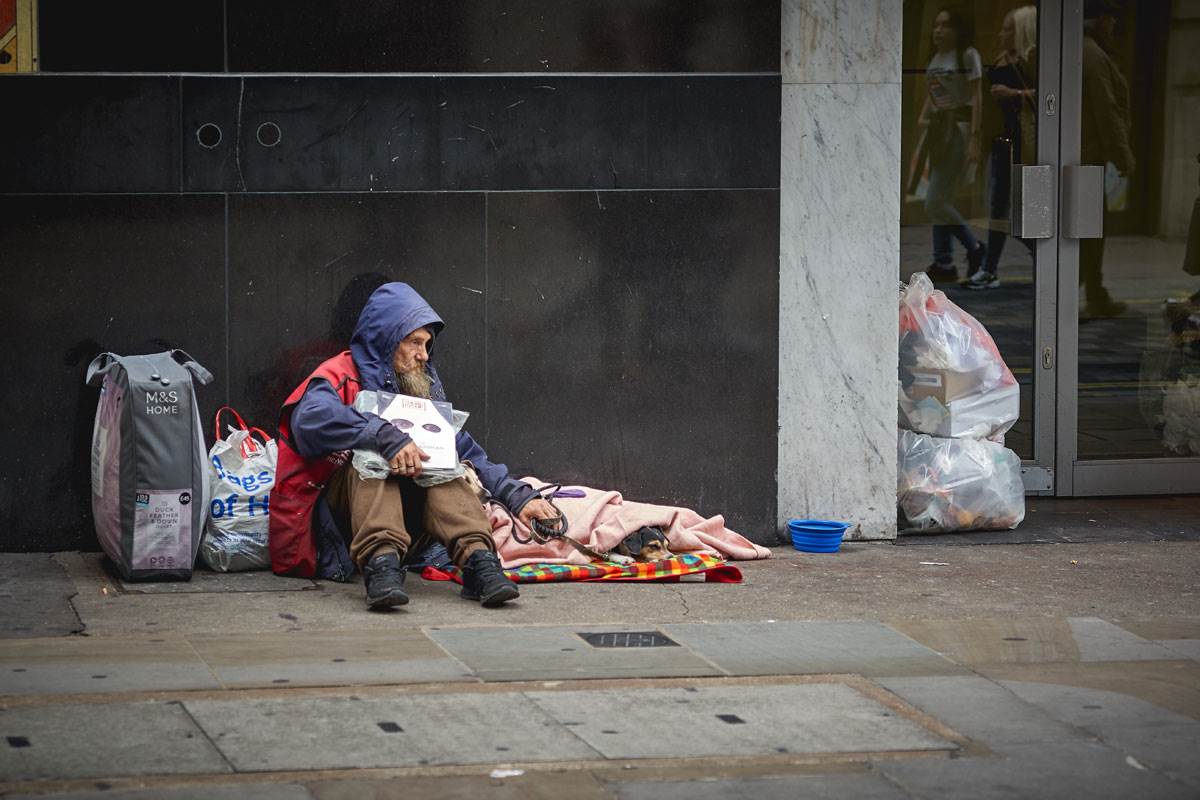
[1011,165,1055,239]
[1062,165,1105,239]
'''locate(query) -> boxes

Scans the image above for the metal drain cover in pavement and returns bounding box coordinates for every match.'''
[578,631,679,648]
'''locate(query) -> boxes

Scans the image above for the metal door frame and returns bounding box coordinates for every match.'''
[1023,0,1062,495]
[1054,0,1200,495]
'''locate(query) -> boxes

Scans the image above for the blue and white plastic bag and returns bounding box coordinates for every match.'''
[201,407,276,572]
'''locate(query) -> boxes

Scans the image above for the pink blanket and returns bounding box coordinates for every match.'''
[488,478,772,567]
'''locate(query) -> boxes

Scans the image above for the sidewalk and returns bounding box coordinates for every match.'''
[2,502,1199,799]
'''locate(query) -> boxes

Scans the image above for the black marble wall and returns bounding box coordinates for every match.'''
[0,1,780,551]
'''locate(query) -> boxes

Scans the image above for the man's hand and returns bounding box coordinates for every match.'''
[518,498,558,529]
[389,441,430,478]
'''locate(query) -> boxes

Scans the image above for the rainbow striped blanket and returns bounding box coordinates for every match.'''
[421,552,742,584]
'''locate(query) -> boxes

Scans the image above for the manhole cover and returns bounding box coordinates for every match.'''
[577,631,679,648]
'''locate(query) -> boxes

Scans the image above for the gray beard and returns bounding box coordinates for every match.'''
[396,367,433,399]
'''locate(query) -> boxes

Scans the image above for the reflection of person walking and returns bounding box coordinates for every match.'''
[1080,0,1134,319]
[969,5,1038,291]
[918,5,986,284]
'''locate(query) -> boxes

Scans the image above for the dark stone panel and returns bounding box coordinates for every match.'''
[436,76,781,191]
[38,0,224,72]
[181,77,242,193]
[227,193,487,439]
[183,76,441,193]
[0,76,179,193]
[182,76,780,192]
[228,0,778,73]
[0,195,226,552]
[486,190,779,543]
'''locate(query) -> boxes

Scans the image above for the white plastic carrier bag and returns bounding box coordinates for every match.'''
[350,390,469,487]
[201,406,277,572]
[86,350,213,581]
[899,273,1020,440]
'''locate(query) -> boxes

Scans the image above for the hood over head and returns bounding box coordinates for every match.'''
[350,282,444,392]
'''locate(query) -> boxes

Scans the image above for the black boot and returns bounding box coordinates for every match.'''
[460,550,519,607]
[362,550,409,609]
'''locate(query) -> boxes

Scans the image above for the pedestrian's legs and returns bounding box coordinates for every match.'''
[986,141,1012,276]
[925,126,979,261]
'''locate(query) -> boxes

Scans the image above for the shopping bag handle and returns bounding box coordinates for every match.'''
[213,406,249,440]
[171,349,213,386]
[88,350,214,388]
[85,353,118,387]
[241,427,274,458]
[215,407,274,456]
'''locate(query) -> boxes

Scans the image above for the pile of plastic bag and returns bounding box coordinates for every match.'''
[897,273,1025,533]
[898,273,1019,440]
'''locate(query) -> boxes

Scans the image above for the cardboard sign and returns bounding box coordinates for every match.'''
[375,393,457,470]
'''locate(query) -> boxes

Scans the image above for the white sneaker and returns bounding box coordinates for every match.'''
[966,270,1000,290]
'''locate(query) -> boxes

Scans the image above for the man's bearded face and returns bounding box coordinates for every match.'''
[393,327,434,398]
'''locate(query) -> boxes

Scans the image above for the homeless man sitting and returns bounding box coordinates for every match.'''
[267,282,556,609]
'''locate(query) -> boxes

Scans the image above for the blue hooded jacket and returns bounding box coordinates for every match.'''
[290,282,536,515]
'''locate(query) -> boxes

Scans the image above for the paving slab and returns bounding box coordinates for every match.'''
[183,692,602,771]
[999,679,1200,786]
[525,684,957,760]
[0,701,230,782]
[118,571,320,594]
[662,622,963,678]
[1067,617,1180,662]
[611,773,910,800]
[425,625,722,681]
[1157,639,1200,662]
[879,740,1196,800]
[307,771,613,800]
[8,785,313,800]
[0,554,82,638]
[978,660,1200,721]
[877,675,1088,748]
[57,544,1200,633]
[888,618,1081,666]
[187,629,474,688]
[1114,618,1200,641]
[0,637,220,695]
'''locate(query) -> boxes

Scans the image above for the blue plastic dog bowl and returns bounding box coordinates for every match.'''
[788,519,850,553]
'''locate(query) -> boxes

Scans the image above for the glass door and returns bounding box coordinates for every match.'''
[901,0,1061,491]
[1057,0,1200,494]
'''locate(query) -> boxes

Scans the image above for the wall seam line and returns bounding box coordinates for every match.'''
[224,193,231,405]
[483,191,489,442]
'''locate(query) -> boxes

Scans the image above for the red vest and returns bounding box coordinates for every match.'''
[268,352,361,577]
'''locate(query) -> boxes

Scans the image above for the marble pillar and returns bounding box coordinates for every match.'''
[779,0,902,540]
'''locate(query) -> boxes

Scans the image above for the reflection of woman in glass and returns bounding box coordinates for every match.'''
[969,5,1037,290]
[918,6,986,284]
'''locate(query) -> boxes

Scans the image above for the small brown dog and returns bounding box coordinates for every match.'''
[613,526,673,562]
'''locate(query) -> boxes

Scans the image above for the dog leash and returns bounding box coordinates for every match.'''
[502,484,612,562]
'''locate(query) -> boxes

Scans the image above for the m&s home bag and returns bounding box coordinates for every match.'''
[86,350,212,581]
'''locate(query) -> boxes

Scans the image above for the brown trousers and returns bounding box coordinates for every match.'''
[324,466,494,568]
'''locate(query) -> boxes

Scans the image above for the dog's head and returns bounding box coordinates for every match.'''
[615,526,673,562]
